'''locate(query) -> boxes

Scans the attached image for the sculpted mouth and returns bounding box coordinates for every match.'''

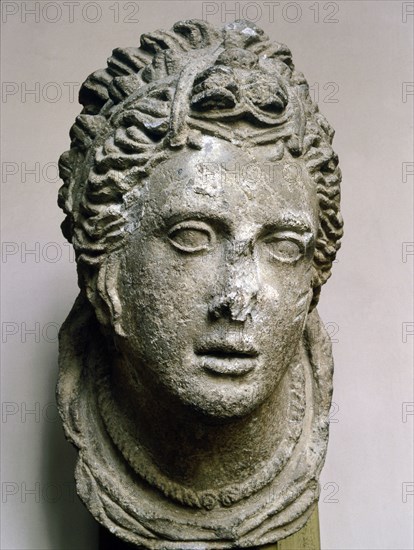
[195,342,259,376]
[196,340,258,356]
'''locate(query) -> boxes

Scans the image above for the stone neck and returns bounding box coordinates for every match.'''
[97,346,306,509]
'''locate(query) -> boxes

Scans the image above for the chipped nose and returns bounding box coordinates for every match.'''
[209,253,259,322]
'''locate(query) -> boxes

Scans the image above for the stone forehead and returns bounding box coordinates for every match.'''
[145,137,315,203]
[57,18,342,549]
[131,144,318,241]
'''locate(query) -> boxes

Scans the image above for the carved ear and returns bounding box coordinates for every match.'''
[86,253,125,337]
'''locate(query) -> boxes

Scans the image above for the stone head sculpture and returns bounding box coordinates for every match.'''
[57,19,343,548]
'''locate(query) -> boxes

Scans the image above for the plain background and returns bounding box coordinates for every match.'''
[1,1,413,548]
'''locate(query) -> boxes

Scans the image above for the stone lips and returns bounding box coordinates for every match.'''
[56,18,342,548]
[57,296,333,548]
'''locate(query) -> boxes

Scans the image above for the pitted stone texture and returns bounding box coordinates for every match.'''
[57,19,343,549]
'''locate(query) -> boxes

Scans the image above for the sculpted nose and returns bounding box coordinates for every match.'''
[209,245,259,323]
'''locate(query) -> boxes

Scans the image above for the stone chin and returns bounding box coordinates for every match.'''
[111,337,304,422]
[173,373,276,421]
[56,17,342,549]
[107,140,317,425]
[57,298,334,548]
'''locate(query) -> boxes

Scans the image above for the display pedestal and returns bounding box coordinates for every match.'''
[99,506,320,550]
[256,506,320,549]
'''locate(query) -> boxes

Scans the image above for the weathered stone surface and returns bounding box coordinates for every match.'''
[57,19,343,548]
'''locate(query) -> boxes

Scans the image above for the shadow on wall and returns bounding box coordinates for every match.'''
[42,351,98,550]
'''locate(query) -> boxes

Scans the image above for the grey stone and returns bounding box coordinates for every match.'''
[57,19,343,549]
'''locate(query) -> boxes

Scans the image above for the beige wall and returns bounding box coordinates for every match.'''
[1,1,413,548]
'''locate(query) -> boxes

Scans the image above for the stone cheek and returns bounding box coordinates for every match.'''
[57,18,342,549]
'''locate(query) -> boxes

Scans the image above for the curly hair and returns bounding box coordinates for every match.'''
[58,19,343,327]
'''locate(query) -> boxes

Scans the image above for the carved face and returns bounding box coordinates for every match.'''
[114,137,318,419]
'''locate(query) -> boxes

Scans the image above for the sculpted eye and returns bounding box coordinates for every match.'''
[168,221,215,253]
[262,234,305,264]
